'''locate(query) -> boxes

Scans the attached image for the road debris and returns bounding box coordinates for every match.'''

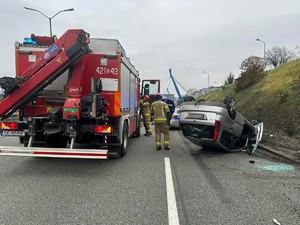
[273,218,281,225]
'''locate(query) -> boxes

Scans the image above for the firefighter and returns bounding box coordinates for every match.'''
[150,93,170,150]
[141,95,152,136]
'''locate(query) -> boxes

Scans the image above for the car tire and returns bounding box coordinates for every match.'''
[224,96,236,120]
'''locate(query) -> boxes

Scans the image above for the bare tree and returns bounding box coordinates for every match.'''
[294,45,300,57]
[265,46,296,68]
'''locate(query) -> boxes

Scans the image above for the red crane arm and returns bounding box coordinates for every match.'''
[0,29,90,119]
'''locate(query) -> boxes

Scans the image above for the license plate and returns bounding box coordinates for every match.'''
[0,130,25,136]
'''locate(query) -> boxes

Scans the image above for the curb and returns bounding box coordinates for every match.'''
[258,144,300,165]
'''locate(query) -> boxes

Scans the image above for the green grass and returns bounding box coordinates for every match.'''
[201,59,300,150]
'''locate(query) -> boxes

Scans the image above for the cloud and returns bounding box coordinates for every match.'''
[1,0,300,94]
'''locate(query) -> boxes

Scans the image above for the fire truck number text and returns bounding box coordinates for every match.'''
[96,67,118,76]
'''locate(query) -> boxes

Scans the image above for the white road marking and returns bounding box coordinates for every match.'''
[164,157,180,225]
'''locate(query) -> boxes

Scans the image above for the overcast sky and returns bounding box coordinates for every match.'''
[1,0,300,96]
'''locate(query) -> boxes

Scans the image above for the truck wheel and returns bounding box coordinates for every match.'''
[23,135,29,147]
[23,134,46,147]
[120,122,128,157]
[133,116,141,137]
[224,96,236,120]
[19,136,24,144]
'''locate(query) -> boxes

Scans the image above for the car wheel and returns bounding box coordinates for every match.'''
[224,96,236,120]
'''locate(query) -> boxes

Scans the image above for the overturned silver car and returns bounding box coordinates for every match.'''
[179,97,263,155]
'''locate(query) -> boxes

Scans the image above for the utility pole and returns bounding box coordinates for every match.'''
[203,71,210,88]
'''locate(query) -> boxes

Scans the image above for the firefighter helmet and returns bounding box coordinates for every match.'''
[144,95,150,101]
[155,92,162,100]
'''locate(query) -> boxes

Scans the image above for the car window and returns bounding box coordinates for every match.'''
[219,130,248,150]
[181,124,214,139]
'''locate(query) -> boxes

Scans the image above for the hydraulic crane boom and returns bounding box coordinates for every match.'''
[0,29,90,119]
[169,68,183,102]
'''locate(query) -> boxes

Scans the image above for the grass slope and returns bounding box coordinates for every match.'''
[202,59,300,152]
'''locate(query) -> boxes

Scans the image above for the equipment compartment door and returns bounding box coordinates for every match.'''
[129,73,138,135]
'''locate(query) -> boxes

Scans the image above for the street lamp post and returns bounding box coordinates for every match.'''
[256,38,266,61]
[24,7,74,37]
[203,71,210,88]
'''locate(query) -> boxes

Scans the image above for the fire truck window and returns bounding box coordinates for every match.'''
[144,83,150,96]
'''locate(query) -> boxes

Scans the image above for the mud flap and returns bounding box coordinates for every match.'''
[247,122,263,155]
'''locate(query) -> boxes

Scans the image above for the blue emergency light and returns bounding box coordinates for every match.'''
[23,38,37,45]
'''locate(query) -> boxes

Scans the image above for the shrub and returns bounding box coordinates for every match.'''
[235,56,265,92]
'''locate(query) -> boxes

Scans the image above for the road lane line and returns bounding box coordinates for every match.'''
[164,157,180,225]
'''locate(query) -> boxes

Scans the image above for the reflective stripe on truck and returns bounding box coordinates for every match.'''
[0,146,108,159]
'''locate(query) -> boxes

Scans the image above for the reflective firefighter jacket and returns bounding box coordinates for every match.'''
[150,100,170,123]
[141,101,151,117]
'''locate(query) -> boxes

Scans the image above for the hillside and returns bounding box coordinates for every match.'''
[201,58,300,153]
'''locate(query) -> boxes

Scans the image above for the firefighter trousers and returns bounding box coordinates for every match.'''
[143,115,152,135]
[154,122,170,148]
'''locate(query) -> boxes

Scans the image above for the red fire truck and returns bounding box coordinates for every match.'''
[0,29,142,159]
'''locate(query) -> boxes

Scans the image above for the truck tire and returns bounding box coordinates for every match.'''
[120,122,128,157]
[23,134,46,147]
[133,116,141,137]
[224,96,236,120]
[19,136,24,144]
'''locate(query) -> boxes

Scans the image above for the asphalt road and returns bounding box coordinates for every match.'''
[0,129,299,225]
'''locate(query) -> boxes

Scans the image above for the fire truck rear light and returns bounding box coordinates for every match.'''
[213,120,221,141]
[0,122,19,130]
[94,125,112,134]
